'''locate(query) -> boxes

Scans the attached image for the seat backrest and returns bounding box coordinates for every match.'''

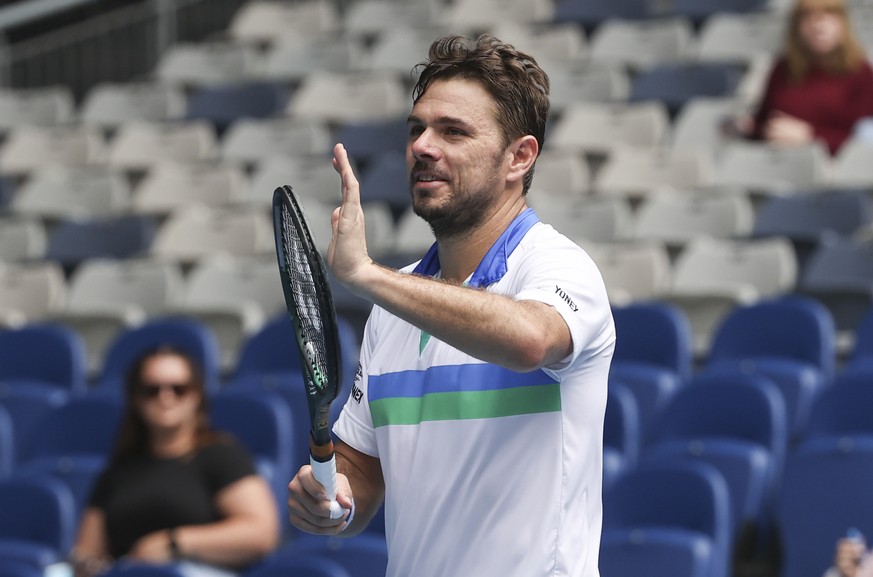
[713,141,829,192]
[800,237,873,291]
[0,217,46,262]
[635,190,754,247]
[358,150,413,214]
[611,301,693,379]
[79,81,186,128]
[584,241,671,303]
[695,11,784,62]
[334,118,408,166]
[0,125,106,174]
[134,160,248,214]
[0,86,74,129]
[98,317,221,392]
[605,382,641,466]
[589,17,693,69]
[227,0,339,43]
[289,71,408,123]
[707,295,835,376]
[66,258,183,315]
[593,146,712,198]
[753,189,872,242]
[803,371,873,441]
[0,404,13,477]
[184,81,290,132]
[0,324,86,393]
[548,62,630,109]
[46,215,155,267]
[155,41,260,87]
[847,307,873,370]
[604,460,731,559]
[830,138,873,188]
[548,101,670,154]
[629,62,744,114]
[108,120,217,172]
[672,237,797,296]
[222,118,331,167]
[252,555,351,577]
[290,534,389,577]
[670,96,744,153]
[553,0,652,28]
[13,165,129,220]
[650,372,788,461]
[183,256,284,315]
[0,474,76,553]
[778,436,873,577]
[0,382,70,465]
[26,395,122,461]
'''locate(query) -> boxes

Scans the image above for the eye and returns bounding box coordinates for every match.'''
[446,128,465,136]
[408,125,424,137]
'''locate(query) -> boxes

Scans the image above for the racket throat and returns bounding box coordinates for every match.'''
[310,438,335,463]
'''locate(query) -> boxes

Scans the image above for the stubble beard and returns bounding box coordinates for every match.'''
[409,156,503,241]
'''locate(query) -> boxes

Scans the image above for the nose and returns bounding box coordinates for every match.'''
[409,127,439,161]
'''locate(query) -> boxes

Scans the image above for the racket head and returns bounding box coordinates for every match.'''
[272,185,342,447]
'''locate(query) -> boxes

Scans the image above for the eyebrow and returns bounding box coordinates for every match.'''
[407,114,475,132]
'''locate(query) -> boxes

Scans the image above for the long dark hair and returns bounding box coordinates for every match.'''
[412,34,550,195]
[110,346,221,462]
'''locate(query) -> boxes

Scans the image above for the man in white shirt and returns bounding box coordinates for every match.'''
[288,34,615,577]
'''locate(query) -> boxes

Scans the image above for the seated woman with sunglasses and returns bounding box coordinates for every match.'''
[69,346,280,577]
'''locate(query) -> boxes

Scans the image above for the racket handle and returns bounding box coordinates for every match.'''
[310,453,345,520]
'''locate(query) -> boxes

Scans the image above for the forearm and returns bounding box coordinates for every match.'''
[351,263,569,371]
[175,516,278,567]
[335,442,384,537]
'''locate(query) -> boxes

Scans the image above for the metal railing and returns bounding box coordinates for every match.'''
[0,0,248,101]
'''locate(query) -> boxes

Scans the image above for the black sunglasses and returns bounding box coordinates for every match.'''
[137,382,193,399]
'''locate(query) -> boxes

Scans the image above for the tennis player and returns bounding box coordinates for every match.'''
[288,34,615,577]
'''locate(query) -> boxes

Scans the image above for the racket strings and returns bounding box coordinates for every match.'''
[281,204,334,392]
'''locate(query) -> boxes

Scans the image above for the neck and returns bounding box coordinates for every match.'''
[436,195,529,284]
[149,425,197,458]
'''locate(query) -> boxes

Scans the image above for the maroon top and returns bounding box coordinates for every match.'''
[753,57,873,154]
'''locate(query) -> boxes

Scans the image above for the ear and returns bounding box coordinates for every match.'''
[505,135,539,185]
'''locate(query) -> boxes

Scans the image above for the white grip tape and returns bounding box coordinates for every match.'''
[310,454,345,520]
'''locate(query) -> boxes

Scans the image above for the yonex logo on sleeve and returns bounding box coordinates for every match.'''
[352,384,364,403]
[555,285,579,312]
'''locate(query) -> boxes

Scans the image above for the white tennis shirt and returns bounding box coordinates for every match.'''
[334,208,615,577]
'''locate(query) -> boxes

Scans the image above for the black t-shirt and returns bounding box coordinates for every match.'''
[89,438,256,558]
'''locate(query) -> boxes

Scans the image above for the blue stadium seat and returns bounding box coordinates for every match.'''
[101,562,185,577]
[604,382,640,487]
[185,82,290,133]
[0,560,44,577]
[553,0,652,29]
[0,475,76,568]
[777,436,873,577]
[629,62,744,116]
[603,460,732,577]
[0,176,16,215]
[752,189,872,272]
[666,0,769,23]
[802,370,873,441]
[333,117,408,168]
[609,303,691,443]
[612,302,693,381]
[246,556,350,577]
[845,306,873,374]
[15,455,105,522]
[799,237,873,341]
[600,528,713,577]
[0,383,69,468]
[0,405,13,478]
[278,534,388,577]
[358,151,412,218]
[96,317,222,393]
[44,214,156,270]
[702,296,835,438]
[23,396,122,463]
[0,324,88,394]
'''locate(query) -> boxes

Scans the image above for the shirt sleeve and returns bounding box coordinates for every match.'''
[87,465,115,509]
[511,237,615,373]
[198,438,258,494]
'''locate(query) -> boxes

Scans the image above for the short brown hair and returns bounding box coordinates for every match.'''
[785,0,867,81]
[412,34,550,195]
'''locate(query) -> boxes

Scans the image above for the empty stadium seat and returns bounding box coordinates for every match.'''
[528,149,591,198]
[184,82,291,133]
[703,296,836,438]
[220,118,331,169]
[276,534,388,577]
[0,125,106,175]
[694,12,785,63]
[155,41,261,87]
[602,460,732,577]
[670,97,747,153]
[711,141,830,196]
[529,197,634,245]
[802,370,873,441]
[0,86,74,132]
[133,160,248,215]
[108,121,218,173]
[79,82,186,128]
[777,436,873,577]
[629,62,745,117]
[830,138,873,188]
[845,306,873,375]
[0,384,70,468]
[604,382,641,486]
[547,62,630,109]
[0,217,46,263]
[553,0,653,29]
[227,0,340,43]
[548,101,670,155]
[0,324,87,394]
[0,405,13,478]
[357,151,411,217]
[589,18,693,70]
[12,166,131,221]
[288,71,408,124]
[261,36,365,81]
[0,475,76,568]
[584,241,671,305]
[592,147,712,200]
[45,214,156,270]
[665,237,798,356]
[244,556,350,577]
[333,117,408,168]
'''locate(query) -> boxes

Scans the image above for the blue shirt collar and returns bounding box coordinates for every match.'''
[412,208,540,288]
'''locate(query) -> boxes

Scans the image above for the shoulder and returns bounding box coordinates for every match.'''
[196,436,254,464]
[193,436,258,491]
[516,222,599,270]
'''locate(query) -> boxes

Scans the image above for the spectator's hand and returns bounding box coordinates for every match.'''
[835,537,866,577]
[764,111,814,145]
[127,530,173,562]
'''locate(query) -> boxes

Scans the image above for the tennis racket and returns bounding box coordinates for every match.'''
[272,185,345,520]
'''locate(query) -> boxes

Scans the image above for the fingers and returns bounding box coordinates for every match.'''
[287,466,350,535]
[332,143,362,207]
